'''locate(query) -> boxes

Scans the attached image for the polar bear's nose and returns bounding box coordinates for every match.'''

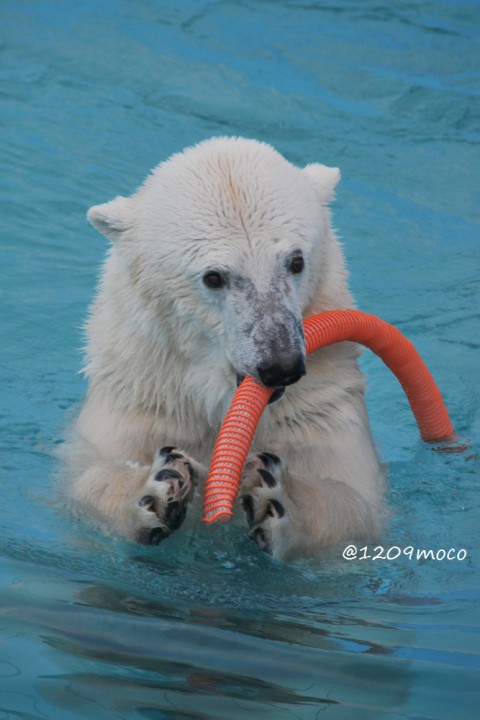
[257,354,306,388]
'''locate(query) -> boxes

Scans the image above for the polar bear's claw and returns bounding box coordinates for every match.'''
[241,495,256,526]
[257,468,277,488]
[154,468,184,483]
[250,526,269,552]
[257,452,281,468]
[139,526,171,545]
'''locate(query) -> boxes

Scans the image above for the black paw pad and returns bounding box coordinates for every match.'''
[241,495,255,526]
[138,494,156,511]
[250,527,270,553]
[165,452,184,463]
[267,499,285,519]
[257,468,276,488]
[257,452,281,469]
[165,500,188,531]
[160,446,184,464]
[159,445,177,457]
[137,526,171,545]
[184,460,196,481]
[154,468,183,482]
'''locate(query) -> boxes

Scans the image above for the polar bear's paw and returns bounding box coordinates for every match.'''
[135,446,198,545]
[240,452,290,555]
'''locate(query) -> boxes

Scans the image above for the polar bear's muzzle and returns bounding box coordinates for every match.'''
[227,283,306,397]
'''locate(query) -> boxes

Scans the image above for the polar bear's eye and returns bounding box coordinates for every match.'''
[203,271,227,289]
[289,255,305,274]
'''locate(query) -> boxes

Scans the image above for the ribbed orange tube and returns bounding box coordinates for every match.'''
[203,310,455,523]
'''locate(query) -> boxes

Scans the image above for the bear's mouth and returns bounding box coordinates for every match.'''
[236,374,285,404]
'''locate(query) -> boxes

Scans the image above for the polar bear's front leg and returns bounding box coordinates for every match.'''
[240,453,384,561]
[70,446,200,544]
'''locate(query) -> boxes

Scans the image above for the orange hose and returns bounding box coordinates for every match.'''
[203,310,455,523]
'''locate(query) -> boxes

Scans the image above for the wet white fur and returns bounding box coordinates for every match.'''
[66,137,385,559]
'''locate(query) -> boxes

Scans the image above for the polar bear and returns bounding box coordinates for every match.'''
[68,137,385,560]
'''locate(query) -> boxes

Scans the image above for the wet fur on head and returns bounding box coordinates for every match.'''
[85,137,349,429]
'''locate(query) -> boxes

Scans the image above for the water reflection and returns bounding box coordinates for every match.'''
[2,557,413,720]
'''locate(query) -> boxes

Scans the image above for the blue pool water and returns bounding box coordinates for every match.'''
[1,1,479,718]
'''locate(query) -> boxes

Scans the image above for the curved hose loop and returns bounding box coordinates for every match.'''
[203,310,455,523]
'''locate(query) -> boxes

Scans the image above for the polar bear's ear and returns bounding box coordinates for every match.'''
[87,196,134,242]
[302,164,341,204]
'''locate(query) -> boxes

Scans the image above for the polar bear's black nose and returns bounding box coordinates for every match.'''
[257,355,306,388]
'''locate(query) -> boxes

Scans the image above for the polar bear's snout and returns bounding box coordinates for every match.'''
[227,285,307,392]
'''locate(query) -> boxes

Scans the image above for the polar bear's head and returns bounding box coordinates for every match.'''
[87,137,342,392]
